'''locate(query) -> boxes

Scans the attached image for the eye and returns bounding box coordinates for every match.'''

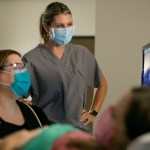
[56,25,62,28]
[55,24,64,28]
[13,63,27,73]
[68,23,73,27]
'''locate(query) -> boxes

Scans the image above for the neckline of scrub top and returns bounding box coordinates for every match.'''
[39,44,70,65]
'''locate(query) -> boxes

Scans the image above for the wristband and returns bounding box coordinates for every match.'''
[89,110,98,117]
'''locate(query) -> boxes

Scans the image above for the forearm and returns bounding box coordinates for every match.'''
[90,75,107,112]
[0,139,14,150]
[80,75,107,125]
[0,129,40,150]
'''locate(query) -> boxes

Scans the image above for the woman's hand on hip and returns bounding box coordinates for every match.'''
[80,109,96,126]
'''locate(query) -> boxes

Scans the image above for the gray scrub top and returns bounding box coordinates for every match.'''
[22,43,102,132]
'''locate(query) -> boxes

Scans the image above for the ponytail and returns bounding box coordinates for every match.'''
[39,14,49,44]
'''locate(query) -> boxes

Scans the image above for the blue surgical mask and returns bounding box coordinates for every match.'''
[0,70,31,97]
[50,26,74,45]
[11,71,31,97]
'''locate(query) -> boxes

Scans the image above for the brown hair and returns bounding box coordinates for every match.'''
[40,2,72,43]
[0,49,21,67]
[125,86,150,139]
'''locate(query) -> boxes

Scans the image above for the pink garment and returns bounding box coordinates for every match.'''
[93,106,115,147]
[51,131,94,150]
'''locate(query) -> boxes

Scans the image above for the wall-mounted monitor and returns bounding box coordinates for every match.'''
[142,43,150,86]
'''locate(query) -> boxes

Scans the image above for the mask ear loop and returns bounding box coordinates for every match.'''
[0,82,10,86]
[0,70,13,74]
[0,70,13,86]
[50,28,55,39]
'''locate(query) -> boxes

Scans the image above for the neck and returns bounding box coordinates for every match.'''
[44,41,65,60]
[0,94,25,125]
[0,92,17,112]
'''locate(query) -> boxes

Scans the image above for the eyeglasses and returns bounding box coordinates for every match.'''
[0,62,27,72]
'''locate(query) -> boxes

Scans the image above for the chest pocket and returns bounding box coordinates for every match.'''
[76,69,86,93]
[70,57,86,93]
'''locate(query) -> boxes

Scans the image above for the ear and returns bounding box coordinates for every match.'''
[43,23,50,33]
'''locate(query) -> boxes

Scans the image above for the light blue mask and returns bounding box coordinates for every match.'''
[11,71,31,97]
[51,26,74,45]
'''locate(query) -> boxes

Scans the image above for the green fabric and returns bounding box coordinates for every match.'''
[21,124,78,150]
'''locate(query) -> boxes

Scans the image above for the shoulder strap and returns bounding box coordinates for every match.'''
[23,102,43,127]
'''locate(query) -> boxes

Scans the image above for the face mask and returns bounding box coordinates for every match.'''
[50,26,74,45]
[93,106,115,148]
[0,70,31,97]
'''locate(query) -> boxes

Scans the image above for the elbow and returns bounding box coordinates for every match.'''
[100,75,108,93]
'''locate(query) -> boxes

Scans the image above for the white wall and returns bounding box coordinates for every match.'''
[95,0,150,111]
[0,0,95,55]
[2,0,150,113]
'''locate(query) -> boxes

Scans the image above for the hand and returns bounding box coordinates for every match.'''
[80,109,97,126]
[0,129,40,150]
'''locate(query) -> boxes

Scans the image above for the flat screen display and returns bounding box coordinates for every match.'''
[142,43,150,85]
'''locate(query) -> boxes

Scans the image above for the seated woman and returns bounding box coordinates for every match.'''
[0,49,53,138]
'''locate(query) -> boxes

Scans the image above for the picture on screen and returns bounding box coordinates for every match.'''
[142,43,150,85]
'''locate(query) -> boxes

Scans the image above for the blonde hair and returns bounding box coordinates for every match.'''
[39,2,72,43]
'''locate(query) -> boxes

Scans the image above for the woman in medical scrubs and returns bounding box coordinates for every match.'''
[22,2,107,132]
